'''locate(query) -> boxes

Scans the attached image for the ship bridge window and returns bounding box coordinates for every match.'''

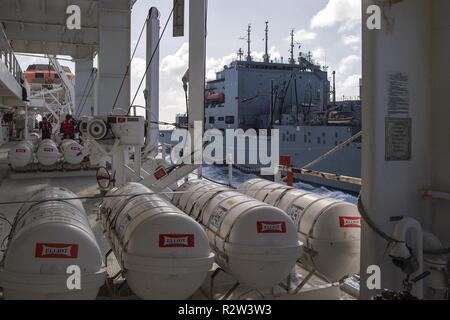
[225,116,235,124]
[218,117,224,122]
[209,117,215,124]
[35,73,44,79]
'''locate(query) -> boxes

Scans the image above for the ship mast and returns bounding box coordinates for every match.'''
[246,24,252,62]
[263,21,270,63]
[289,29,295,64]
[332,71,336,106]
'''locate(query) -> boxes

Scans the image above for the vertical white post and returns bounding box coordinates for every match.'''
[97,0,131,116]
[360,0,432,299]
[75,59,94,117]
[189,0,207,165]
[144,7,160,156]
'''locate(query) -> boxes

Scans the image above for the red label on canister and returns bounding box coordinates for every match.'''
[35,243,79,258]
[339,216,361,228]
[257,221,287,233]
[159,234,195,247]
[154,167,168,180]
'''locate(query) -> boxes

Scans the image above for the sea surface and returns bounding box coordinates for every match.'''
[202,165,358,204]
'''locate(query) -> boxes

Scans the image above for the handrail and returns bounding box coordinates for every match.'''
[0,24,23,84]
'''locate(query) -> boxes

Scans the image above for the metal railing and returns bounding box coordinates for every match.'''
[0,24,23,84]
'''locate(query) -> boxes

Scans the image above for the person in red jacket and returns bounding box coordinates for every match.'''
[60,114,76,140]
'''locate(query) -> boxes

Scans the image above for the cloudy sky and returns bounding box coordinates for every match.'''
[17,0,361,123]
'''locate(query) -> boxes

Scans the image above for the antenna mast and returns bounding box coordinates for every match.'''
[246,24,252,62]
[289,29,295,64]
[263,21,269,63]
[332,71,336,106]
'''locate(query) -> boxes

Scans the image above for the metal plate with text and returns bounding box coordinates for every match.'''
[385,117,412,161]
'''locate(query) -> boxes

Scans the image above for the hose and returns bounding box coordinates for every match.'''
[358,194,450,255]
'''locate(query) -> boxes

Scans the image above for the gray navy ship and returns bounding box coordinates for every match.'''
[163,25,362,193]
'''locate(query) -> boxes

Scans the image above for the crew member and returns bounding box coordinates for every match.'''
[60,114,76,140]
[39,117,53,140]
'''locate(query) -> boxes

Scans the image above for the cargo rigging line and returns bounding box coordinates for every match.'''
[303,131,362,169]
[111,8,150,112]
[233,131,363,186]
[128,2,178,113]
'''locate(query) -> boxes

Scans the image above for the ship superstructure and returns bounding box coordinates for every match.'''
[204,24,361,192]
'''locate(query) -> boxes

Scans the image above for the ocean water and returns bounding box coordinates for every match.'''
[202,165,358,204]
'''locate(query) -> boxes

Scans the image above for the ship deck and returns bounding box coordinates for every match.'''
[0,141,357,300]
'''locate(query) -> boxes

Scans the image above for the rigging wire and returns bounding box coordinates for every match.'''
[75,68,94,115]
[76,70,98,118]
[201,175,234,188]
[111,10,149,111]
[128,1,178,113]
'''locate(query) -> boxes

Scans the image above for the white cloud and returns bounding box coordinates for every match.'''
[341,34,360,45]
[161,42,189,76]
[252,46,282,63]
[286,29,317,42]
[206,53,236,80]
[311,47,326,66]
[337,54,360,75]
[311,0,361,33]
[337,74,361,99]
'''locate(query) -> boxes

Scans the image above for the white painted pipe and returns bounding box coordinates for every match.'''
[144,7,160,156]
[392,217,423,299]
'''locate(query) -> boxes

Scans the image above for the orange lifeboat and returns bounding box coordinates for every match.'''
[206,92,225,103]
[24,64,74,87]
